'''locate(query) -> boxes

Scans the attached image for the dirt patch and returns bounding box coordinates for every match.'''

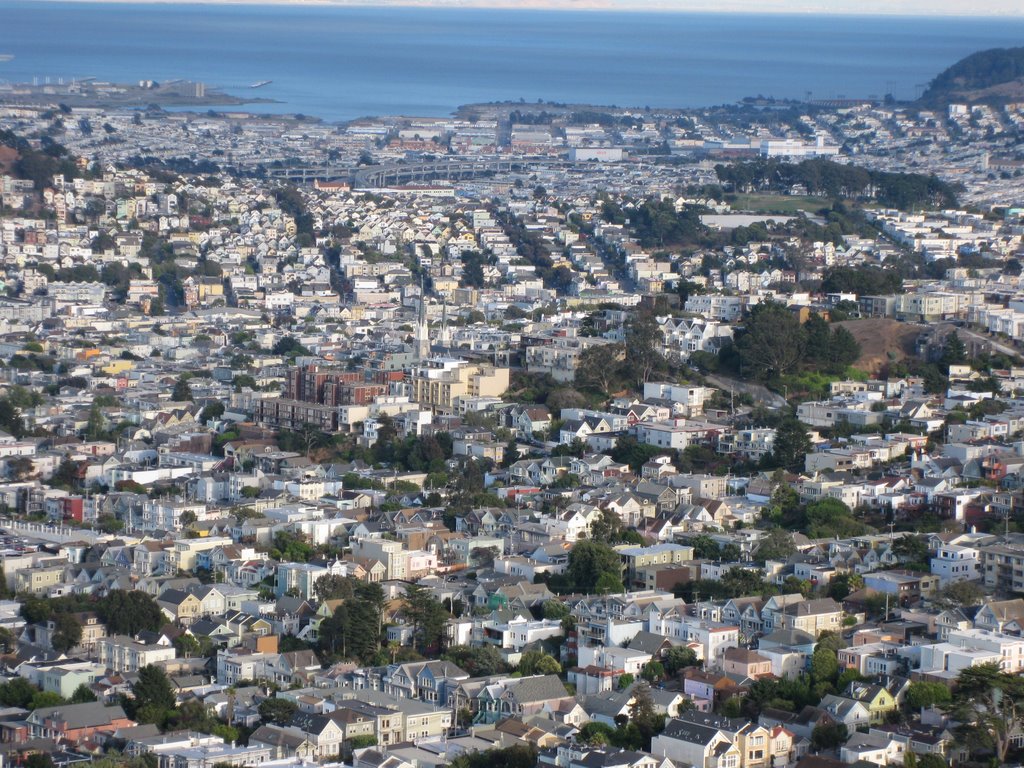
[0,146,18,176]
[836,318,920,374]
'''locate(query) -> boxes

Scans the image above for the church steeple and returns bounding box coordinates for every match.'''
[416,276,430,362]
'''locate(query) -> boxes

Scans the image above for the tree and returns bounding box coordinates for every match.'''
[892,534,930,568]
[624,310,666,387]
[579,721,616,746]
[935,580,984,608]
[686,534,725,560]
[199,401,225,424]
[947,662,1024,764]
[85,402,106,440]
[313,574,356,602]
[130,665,176,725]
[810,646,838,687]
[904,681,952,710]
[317,580,384,663]
[575,343,625,394]
[590,507,626,545]
[628,680,665,749]
[618,673,635,689]
[755,528,796,562]
[24,755,54,768]
[663,646,700,675]
[829,326,862,371]
[403,583,449,655]
[69,684,97,704]
[0,677,37,708]
[172,376,194,402]
[940,332,968,369]
[518,649,562,676]
[811,722,849,750]
[258,697,298,725]
[805,497,872,539]
[542,600,570,622]
[566,540,624,594]
[448,744,538,768]
[803,314,832,366]
[770,417,811,470]
[7,455,34,482]
[641,661,665,682]
[442,645,509,677]
[736,300,806,380]
[99,591,165,636]
[29,689,63,710]
[828,572,864,601]
[51,613,82,653]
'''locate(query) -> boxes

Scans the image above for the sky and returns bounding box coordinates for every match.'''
[31,0,1024,16]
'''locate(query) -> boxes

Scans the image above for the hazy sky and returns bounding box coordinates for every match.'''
[43,0,1024,15]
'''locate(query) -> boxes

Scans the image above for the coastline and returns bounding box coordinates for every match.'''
[5,0,1024,19]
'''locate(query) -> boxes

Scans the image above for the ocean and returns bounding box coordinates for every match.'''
[2,2,1024,122]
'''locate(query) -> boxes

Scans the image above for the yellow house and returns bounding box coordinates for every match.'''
[101,359,135,376]
[158,590,203,626]
[848,681,897,724]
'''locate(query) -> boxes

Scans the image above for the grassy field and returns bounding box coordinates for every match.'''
[729,194,829,215]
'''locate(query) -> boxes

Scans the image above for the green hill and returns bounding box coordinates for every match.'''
[921,47,1024,106]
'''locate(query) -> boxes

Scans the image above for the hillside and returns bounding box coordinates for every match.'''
[921,47,1024,106]
[835,318,920,374]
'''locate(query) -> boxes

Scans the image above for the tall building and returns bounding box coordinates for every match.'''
[407,358,509,414]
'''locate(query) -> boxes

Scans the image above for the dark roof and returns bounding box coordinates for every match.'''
[661,718,725,746]
[30,702,128,729]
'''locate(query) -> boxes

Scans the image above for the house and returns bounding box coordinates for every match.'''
[681,668,744,711]
[778,598,843,637]
[157,588,204,626]
[27,701,135,744]
[97,635,176,673]
[840,730,907,767]
[818,694,871,730]
[974,599,1024,633]
[383,659,469,704]
[451,674,574,724]
[248,724,316,760]
[651,717,740,768]
[722,647,773,682]
[285,712,346,760]
[844,681,898,725]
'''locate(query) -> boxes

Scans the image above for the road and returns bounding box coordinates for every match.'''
[935,323,1020,358]
[705,374,788,409]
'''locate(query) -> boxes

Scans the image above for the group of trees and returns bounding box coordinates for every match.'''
[122,665,238,741]
[762,483,874,540]
[493,207,574,294]
[713,156,959,210]
[0,385,46,443]
[0,129,83,191]
[601,198,707,249]
[0,676,88,711]
[449,744,538,768]
[545,540,625,595]
[821,265,903,296]
[314,577,386,664]
[576,309,669,392]
[577,681,666,750]
[402,583,451,655]
[721,300,861,382]
[744,660,1024,763]
[20,591,165,650]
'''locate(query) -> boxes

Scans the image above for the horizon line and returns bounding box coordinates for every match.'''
[11,0,1024,20]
